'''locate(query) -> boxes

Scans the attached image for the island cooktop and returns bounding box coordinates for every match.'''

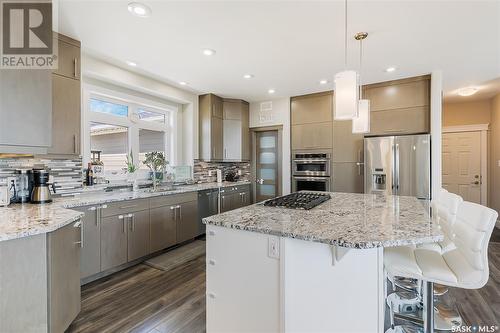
[263,192,331,210]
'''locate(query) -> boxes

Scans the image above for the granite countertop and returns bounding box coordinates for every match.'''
[203,192,443,249]
[0,181,250,242]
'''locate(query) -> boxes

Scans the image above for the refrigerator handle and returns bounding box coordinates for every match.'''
[395,143,400,194]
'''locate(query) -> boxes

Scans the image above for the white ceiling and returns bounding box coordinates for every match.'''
[58,0,500,102]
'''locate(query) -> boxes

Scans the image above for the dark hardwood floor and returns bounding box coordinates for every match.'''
[66,243,206,333]
[67,230,500,333]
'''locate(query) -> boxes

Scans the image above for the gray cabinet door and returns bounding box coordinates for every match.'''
[48,221,81,333]
[100,215,127,271]
[150,205,177,253]
[127,210,151,261]
[223,119,242,160]
[177,200,199,243]
[53,38,81,80]
[49,74,81,155]
[75,206,101,279]
[332,163,364,193]
[211,116,223,160]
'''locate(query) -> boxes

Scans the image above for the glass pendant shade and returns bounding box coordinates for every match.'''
[352,99,370,133]
[334,70,359,120]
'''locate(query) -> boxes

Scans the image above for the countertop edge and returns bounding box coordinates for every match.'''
[202,220,444,249]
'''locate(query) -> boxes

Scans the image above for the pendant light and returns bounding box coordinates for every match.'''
[352,32,370,133]
[334,0,359,120]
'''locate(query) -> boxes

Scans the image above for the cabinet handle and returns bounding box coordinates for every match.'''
[96,206,100,226]
[208,259,216,266]
[100,204,108,209]
[129,213,135,231]
[170,205,177,220]
[73,58,78,78]
[177,205,182,220]
[120,204,138,209]
[74,220,83,248]
[224,148,227,159]
[88,206,97,211]
[384,129,405,133]
[118,215,125,233]
[208,292,216,299]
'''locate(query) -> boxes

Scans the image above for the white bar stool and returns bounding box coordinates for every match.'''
[391,189,463,293]
[384,200,498,333]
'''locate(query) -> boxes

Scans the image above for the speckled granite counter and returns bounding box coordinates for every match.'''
[0,181,250,242]
[203,192,442,249]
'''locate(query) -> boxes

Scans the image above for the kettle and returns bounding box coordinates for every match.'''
[31,169,56,204]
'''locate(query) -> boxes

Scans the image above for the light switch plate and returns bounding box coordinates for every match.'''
[268,236,280,259]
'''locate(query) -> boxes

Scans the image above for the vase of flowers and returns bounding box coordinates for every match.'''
[143,151,168,192]
[125,151,139,191]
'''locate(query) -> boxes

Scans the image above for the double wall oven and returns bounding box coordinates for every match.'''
[292,152,331,192]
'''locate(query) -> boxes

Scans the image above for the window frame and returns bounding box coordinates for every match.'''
[82,83,179,179]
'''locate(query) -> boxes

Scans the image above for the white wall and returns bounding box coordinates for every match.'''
[82,55,199,165]
[249,98,291,194]
[430,71,443,199]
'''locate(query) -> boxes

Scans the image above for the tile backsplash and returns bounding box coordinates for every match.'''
[193,160,251,183]
[0,157,83,196]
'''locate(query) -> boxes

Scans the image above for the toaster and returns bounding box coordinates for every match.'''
[0,178,10,207]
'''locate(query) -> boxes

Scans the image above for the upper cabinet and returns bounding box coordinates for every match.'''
[199,94,224,160]
[364,75,430,136]
[53,34,81,80]
[291,92,333,150]
[48,33,81,156]
[199,94,250,161]
[223,99,250,161]
[291,92,333,125]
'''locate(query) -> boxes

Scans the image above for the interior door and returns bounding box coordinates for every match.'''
[442,132,481,203]
[255,131,279,202]
[396,135,430,199]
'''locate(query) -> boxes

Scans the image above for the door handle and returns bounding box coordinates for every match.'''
[471,181,480,185]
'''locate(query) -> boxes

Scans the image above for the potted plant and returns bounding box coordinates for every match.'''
[143,151,168,191]
[125,151,139,191]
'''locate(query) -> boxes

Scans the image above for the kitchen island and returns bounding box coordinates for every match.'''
[203,192,442,333]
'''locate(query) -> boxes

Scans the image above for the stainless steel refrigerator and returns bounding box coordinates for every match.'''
[364,134,431,199]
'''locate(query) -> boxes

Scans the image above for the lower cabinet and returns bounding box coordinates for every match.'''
[75,205,101,279]
[221,185,252,212]
[177,199,199,243]
[100,214,128,271]
[48,221,82,333]
[150,205,177,253]
[127,210,150,261]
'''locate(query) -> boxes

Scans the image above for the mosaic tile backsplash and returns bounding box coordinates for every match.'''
[0,157,83,195]
[193,160,251,183]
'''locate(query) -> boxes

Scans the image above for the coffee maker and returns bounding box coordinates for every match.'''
[31,169,56,204]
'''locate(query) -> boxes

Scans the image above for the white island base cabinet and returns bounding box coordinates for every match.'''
[206,225,384,333]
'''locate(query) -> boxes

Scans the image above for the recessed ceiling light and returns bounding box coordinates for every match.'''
[243,74,254,79]
[126,60,137,67]
[457,87,479,97]
[179,81,187,86]
[385,67,396,73]
[268,89,275,94]
[319,79,329,85]
[202,49,216,56]
[127,2,151,18]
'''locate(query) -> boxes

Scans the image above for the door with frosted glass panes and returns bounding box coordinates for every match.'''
[255,131,279,202]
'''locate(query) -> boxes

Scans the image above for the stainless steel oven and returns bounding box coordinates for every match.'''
[292,176,331,192]
[292,152,331,177]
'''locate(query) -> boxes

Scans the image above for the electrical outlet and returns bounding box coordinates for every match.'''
[268,236,280,259]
